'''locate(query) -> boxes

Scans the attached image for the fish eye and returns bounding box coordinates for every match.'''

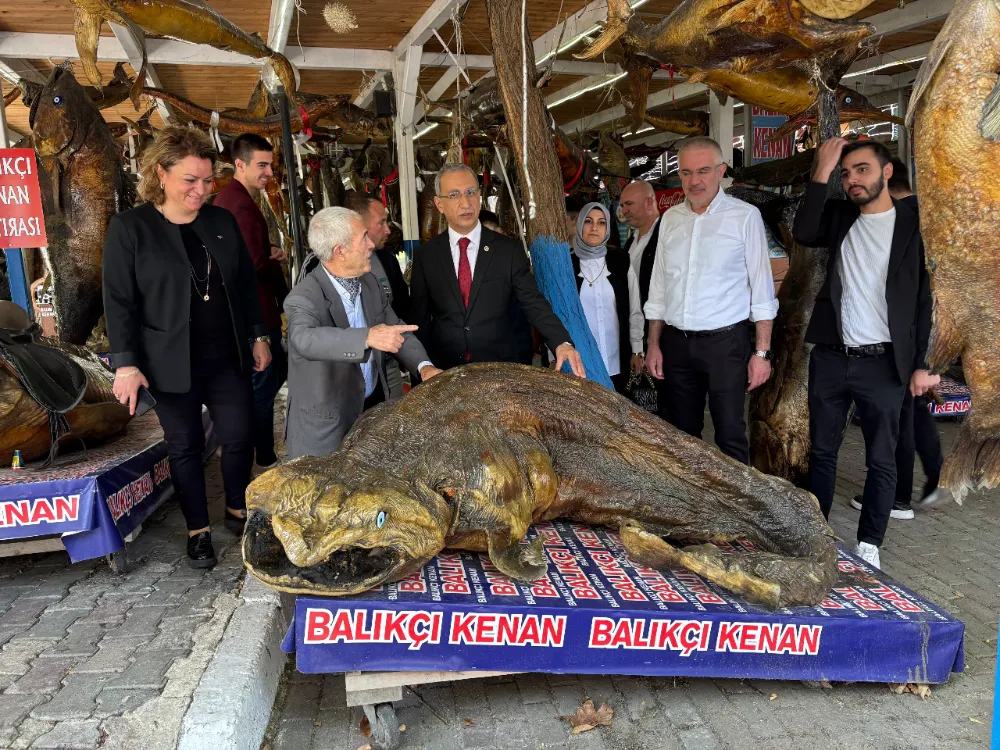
[52,95,62,105]
[844,96,853,104]
[376,511,386,528]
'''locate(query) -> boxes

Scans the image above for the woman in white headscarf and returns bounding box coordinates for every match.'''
[572,202,645,393]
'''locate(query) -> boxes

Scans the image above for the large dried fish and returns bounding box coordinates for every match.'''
[907,0,1000,500]
[71,0,297,106]
[244,363,838,608]
[142,88,390,139]
[32,67,132,345]
[577,0,875,75]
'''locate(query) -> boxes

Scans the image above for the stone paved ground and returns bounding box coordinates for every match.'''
[0,455,247,750]
[265,419,997,750]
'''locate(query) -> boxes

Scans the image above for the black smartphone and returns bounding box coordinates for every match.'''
[134,386,157,418]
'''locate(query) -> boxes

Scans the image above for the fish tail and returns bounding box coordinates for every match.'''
[574,0,631,60]
[269,53,298,98]
[940,410,1000,504]
[73,9,104,90]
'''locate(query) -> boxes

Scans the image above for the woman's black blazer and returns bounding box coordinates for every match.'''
[102,202,267,393]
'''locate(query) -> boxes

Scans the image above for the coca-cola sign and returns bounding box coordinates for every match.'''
[654,188,684,212]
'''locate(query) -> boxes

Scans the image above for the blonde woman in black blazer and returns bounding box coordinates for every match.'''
[103,126,270,568]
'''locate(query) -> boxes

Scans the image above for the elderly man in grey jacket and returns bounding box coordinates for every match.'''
[284,207,441,458]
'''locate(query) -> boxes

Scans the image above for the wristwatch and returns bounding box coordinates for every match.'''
[753,350,773,361]
[253,336,271,346]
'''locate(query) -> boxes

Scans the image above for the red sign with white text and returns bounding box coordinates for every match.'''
[654,188,684,213]
[0,149,46,249]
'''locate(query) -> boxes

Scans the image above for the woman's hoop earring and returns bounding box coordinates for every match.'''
[159,182,164,189]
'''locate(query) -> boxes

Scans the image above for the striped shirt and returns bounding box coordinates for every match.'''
[838,207,895,346]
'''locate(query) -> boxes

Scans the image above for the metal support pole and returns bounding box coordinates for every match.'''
[710,95,735,168]
[276,85,306,275]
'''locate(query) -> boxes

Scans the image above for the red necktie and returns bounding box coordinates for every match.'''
[458,237,472,362]
[457,237,473,308]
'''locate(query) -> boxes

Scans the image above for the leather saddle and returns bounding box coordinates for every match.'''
[0,302,88,465]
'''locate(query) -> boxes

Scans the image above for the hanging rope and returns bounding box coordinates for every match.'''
[494,144,528,253]
[520,0,536,221]
[208,111,224,152]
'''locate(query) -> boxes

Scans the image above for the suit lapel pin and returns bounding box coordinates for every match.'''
[483,245,489,252]
[217,235,224,239]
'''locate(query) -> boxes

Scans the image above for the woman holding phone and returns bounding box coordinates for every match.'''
[103,126,270,569]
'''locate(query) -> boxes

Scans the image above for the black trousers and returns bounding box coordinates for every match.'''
[152,366,254,531]
[658,324,751,463]
[807,346,905,546]
[895,392,945,505]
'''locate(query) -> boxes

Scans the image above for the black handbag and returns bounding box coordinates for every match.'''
[626,371,658,413]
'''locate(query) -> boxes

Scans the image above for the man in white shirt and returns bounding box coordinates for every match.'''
[410,163,585,376]
[619,181,662,306]
[792,138,937,569]
[283,207,442,458]
[644,137,778,463]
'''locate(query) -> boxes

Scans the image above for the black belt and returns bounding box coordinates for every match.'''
[668,320,747,338]
[823,343,892,357]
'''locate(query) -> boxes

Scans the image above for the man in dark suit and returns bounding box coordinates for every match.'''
[410,163,585,375]
[793,137,939,569]
[213,134,288,469]
[344,191,410,321]
[284,207,441,458]
[619,180,661,307]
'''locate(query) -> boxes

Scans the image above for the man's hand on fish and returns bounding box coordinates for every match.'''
[747,355,772,391]
[253,341,272,372]
[419,364,443,381]
[270,246,287,263]
[910,369,941,397]
[813,137,849,183]
[113,368,150,416]
[367,324,419,354]
[554,343,586,379]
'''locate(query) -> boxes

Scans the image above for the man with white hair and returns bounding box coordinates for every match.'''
[284,207,441,458]
[644,137,778,463]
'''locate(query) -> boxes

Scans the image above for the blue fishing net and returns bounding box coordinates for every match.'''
[528,235,613,390]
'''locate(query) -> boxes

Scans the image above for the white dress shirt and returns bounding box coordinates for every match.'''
[448,222,482,277]
[627,224,657,278]
[643,189,779,331]
[577,258,645,377]
[324,268,376,398]
[839,207,895,346]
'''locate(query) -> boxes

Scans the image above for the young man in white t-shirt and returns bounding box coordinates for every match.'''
[792,138,938,569]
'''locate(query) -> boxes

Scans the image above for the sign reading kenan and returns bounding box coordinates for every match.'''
[0,495,79,528]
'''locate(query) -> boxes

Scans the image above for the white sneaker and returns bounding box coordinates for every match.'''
[913,487,951,510]
[850,495,863,511]
[854,542,881,569]
[890,506,915,520]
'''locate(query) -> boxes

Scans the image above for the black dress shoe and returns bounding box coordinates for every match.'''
[187,531,217,569]
[224,511,246,536]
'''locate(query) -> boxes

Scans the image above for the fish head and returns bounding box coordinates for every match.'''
[836,87,905,128]
[31,66,93,157]
[243,457,453,595]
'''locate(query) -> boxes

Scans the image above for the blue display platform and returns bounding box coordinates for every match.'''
[284,521,965,684]
[0,409,213,562]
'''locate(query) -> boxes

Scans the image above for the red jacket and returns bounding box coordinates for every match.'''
[213,179,288,331]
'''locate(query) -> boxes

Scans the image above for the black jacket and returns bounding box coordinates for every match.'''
[623,217,661,308]
[791,181,931,384]
[409,227,572,369]
[103,202,267,393]
[572,249,632,378]
[374,247,411,321]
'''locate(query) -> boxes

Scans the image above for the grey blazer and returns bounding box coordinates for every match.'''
[284,267,430,459]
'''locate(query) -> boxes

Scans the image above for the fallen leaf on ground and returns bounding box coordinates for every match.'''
[313,721,322,727]
[358,745,372,750]
[890,683,932,699]
[954,591,965,598]
[769,694,777,701]
[560,698,614,734]
[399,724,406,732]
[463,719,476,727]
[360,716,372,737]
[971,718,984,725]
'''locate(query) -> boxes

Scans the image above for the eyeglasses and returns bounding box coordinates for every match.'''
[438,187,481,200]
[678,165,723,177]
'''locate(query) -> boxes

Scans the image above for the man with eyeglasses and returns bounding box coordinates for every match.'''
[644,137,778,463]
[410,163,585,376]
